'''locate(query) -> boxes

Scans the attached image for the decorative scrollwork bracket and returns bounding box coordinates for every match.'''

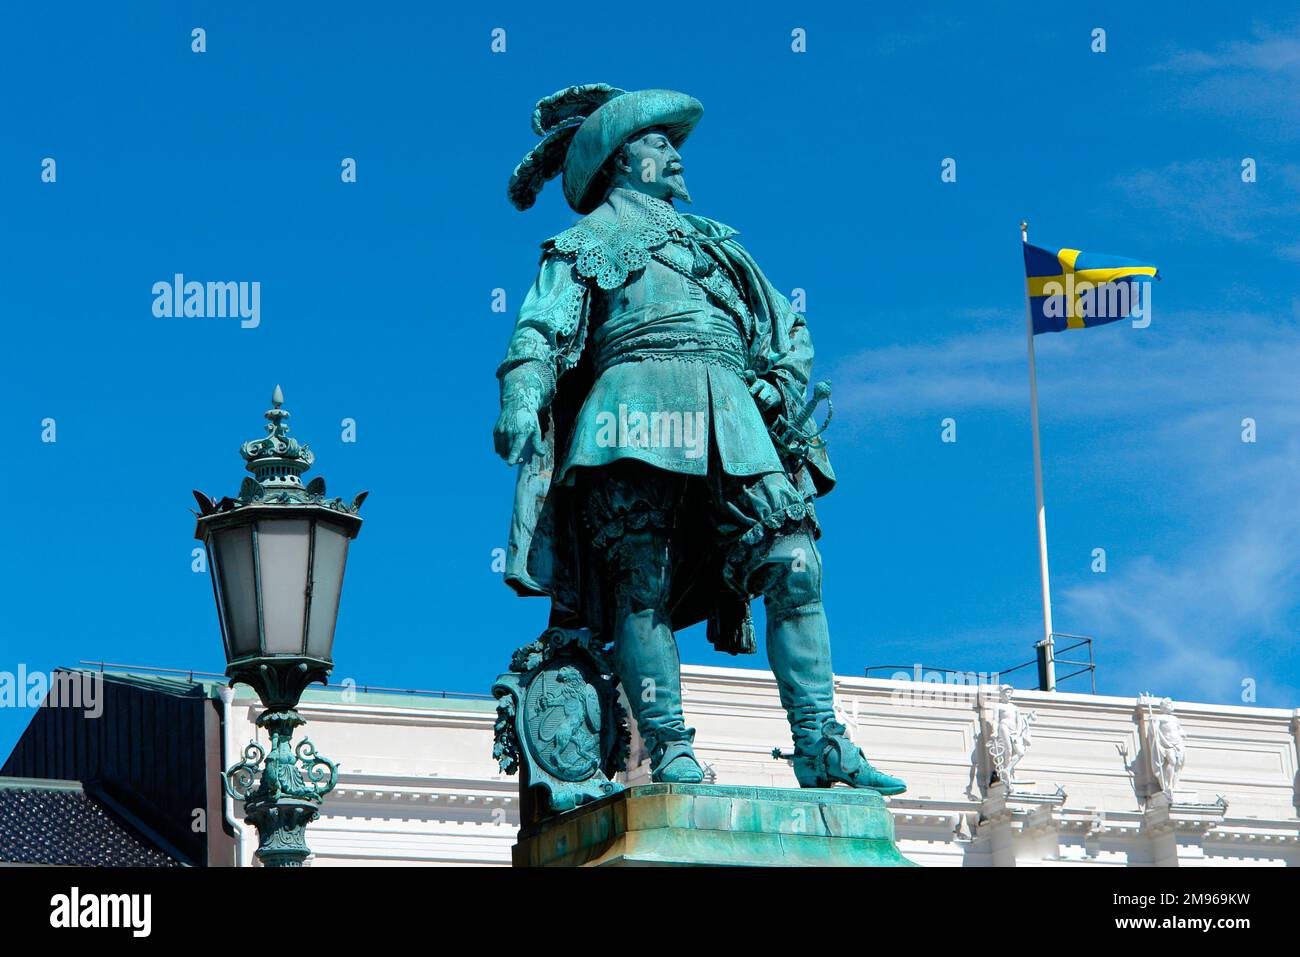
[222,707,340,866]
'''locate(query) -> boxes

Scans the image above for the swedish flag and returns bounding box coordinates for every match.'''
[1023,243,1159,335]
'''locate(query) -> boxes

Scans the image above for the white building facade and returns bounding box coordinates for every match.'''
[214,666,1300,867]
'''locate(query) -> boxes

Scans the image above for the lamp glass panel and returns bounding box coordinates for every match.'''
[306,521,349,661]
[214,525,259,659]
[256,518,310,655]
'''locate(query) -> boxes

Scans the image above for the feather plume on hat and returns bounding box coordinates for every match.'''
[507,83,625,211]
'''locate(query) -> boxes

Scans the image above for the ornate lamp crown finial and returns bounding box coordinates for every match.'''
[241,386,315,489]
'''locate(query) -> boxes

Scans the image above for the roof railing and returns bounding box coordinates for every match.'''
[863,633,1096,693]
[75,660,494,700]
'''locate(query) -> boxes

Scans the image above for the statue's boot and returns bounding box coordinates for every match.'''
[759,531,907,794]
[790,720,908,793]
[645,726,705,784]
[614,607,704,785]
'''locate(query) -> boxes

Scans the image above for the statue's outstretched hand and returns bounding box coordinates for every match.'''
[494,403,543,465]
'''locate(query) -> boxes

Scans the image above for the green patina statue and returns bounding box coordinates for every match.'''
[494,85,906,796]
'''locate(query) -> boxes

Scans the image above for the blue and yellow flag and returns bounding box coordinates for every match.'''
[1023,243,1159,334]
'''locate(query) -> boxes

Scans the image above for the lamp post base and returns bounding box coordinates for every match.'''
[244,796,322,867]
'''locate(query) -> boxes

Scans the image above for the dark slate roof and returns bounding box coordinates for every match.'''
[0,778,180,867]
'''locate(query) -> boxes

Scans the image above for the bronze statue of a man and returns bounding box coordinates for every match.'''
[494,84,905,793]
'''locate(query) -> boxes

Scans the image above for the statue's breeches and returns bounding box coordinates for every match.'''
[579,460,837,755]
[579,459,819,596]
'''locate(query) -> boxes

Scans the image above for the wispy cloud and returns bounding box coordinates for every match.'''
[1111,23,1300,259]
[832,310,1300,430]
[1117,161,1269,244]
[1156,28,1300,75]
[830,311,1300,702]
[1110,159,1300,250]
[831,328,1026,422]
[1061,443,1300,702]
[1153,25,1300,131]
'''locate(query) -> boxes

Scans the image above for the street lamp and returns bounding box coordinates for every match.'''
[193,385,366,867]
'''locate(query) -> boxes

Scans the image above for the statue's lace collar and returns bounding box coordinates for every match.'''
[608,187,687,235]
[548,189,701,290]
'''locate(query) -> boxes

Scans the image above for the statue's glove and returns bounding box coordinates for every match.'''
[495,363,548,465]
[748,377,781,412]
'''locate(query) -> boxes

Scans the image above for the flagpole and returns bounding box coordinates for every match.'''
[1021,221,1056,691]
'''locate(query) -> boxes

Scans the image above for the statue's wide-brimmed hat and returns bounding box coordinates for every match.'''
[507,84,703,214]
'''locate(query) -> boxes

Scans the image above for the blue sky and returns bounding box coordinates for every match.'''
[2,3,1297,757]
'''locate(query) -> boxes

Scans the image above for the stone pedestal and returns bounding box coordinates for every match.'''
[1140,791,1229,867]
[512,783,915,867]
[975,780,1068,866]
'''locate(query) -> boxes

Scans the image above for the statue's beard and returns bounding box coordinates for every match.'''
[663,173,692,204]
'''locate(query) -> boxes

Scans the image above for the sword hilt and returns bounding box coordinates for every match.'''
[792,380,833,433]
[773,380,833,459]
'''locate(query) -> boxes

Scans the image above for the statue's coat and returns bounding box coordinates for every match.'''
[499,203,835,652]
